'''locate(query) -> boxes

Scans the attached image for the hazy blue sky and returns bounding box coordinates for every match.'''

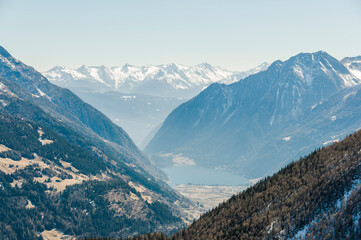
[0,0,360,71]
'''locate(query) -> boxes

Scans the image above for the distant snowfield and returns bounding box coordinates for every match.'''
[44,63,268,95]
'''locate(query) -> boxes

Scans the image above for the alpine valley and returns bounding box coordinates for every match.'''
[43,62,269,146]
[108,52,361,240]
[3,44,361,240]
[0,46,202,239]
[125,125,361,240]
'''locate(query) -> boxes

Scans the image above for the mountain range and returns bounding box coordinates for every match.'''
[4,45,361,239]
[145,51,361,179]
[0,46,200,239]
[44,62,269,146]
[44,62,269,99]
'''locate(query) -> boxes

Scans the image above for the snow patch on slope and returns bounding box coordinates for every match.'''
[294,178,361,239]
[283,136,292,141]
[36,88,51,100]
[0,82,17,98]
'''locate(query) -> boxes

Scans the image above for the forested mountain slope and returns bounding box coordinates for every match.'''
[0,114,191,239]
[180,130,361,239]
[0,46,144,166]
[0,46,199,239]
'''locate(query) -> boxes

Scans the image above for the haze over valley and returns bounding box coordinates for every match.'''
[43,62,269,146]
[43,50,361,211]
[1,0,361,239]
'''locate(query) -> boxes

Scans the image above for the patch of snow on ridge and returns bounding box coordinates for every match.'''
[320,59,361,87]
[249,178,262,185]
[88,67,108,85]
[0,99,9,107]
[293,65,304,79]
[349,68,361,80]
[36,88,51,100]
[122,95,136,99]
[323,139,339,145]
[283,136,292,142]
[0,82,17,98]
[0,55,15,69]
[342,91,357,102]
[343,61,361,80]
[340,73,361,87]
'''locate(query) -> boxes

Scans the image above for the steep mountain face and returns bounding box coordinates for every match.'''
[44,62,269,99]
[0,46,200,239]
[145,51,361,178]
[0,46,139,157]
[43,62,269,146]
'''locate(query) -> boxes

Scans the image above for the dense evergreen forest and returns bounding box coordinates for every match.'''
[97,128,361,239]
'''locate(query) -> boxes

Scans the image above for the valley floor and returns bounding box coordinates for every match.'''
[174,184,247,210]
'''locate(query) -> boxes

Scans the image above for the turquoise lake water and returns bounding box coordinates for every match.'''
[162,165,249,186]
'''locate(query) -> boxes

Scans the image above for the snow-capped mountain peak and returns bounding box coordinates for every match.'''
[266,51,361,88]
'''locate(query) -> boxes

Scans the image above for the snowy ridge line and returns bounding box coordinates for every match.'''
[43,62,270,92]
